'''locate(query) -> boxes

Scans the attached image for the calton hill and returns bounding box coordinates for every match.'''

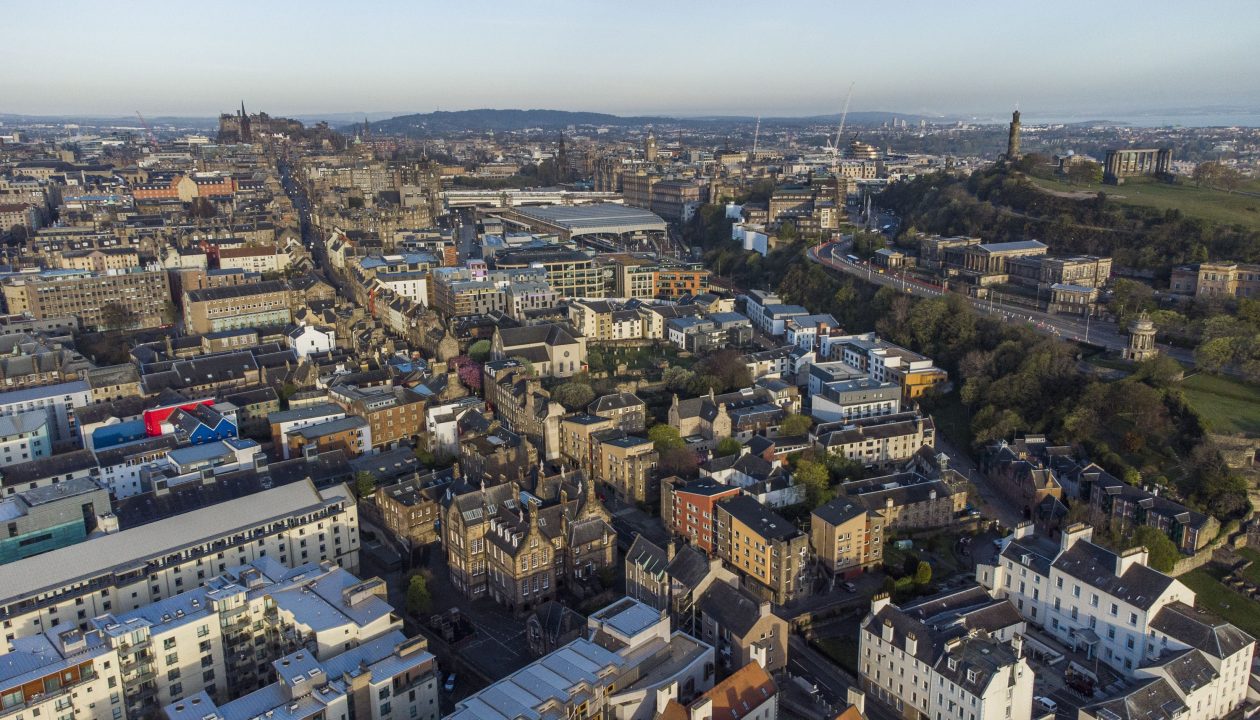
[686,167,1258,555]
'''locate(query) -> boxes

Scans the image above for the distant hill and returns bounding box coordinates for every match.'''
[362,109,673,135]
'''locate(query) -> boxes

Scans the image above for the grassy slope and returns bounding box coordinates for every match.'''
[1180,372,1260,436]
[1025,174,1260,228]
[1178,565,1260,639]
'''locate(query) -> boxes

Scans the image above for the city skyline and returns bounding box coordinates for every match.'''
[3,0,1258,121]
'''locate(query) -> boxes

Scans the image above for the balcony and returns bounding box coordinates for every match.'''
[220,604,250,621]
[118,637,151,655]
[123,667,157,685]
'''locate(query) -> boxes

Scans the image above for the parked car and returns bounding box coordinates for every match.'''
[1034,696,1058,712]
[843,582,857,593]
[444,674,456,692]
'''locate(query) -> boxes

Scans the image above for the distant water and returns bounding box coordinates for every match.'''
[1020,111,1260,128]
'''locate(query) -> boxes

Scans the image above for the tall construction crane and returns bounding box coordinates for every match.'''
[135,111,158,149]
[750,115,761,162]
[828,82,855,167]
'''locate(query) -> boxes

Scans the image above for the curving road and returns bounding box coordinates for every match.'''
[809,241,1194,364]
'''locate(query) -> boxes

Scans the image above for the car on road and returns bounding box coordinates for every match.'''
[444,674,456,692]
[1034,696,1057,712]
[843,582,857,593]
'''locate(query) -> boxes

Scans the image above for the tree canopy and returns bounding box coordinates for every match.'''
[648,424,685,452]
[715,437,742,457]
[406,574,433,615]
[552,381,595,410]
[468,340,492,363]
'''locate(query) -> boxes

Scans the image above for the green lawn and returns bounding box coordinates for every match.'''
[1026,174,1260,228]
[1180,372,1260,436]
[1237,548,1260,585]
[1178,565,1260,639]
[814,636,860,675]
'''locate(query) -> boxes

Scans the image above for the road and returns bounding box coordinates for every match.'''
[787,635,856,707]
[453,208,478,262]
[934,434,1023,531]
[809,241,1194,364]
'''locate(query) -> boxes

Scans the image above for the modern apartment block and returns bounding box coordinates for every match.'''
[164,631,438,720]
[0,480,359,646]
[1,269,171,331]
[713,495,810,604]
[446,597,713,720]
[811,498,885,579]
[0,379,92,448]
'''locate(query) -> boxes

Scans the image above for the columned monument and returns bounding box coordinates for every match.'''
[1103,148,1173,184]
[1122,311,1158,362]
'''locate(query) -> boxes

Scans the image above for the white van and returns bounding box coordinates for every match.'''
[1034,696,1058,713]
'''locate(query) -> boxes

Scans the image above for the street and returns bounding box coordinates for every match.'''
[809,241,1194,364]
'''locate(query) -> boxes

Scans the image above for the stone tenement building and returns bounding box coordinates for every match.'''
[439,471,616,613]
[1103,147,1173,184]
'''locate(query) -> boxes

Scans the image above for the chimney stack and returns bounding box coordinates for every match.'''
[846,688,866,714]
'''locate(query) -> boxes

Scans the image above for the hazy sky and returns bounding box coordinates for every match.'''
[3,0,1258,120]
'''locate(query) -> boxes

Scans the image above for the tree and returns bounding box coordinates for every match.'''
[663,366,696,393]
[588,347,608,374]
[509,355,536,376]
[406,574,433,616]
[659,447,699,477]
[913,561,932,586]
[780,413,813,437]
[777,222,798,242]
[852,230,887,259]
[1126,526,1180,573]
[100,302,138,332]
[1066,161,1102,186]
[794,459,833,508]
[715,437,742,457]
[648,424,685,452]
[353,471,376,499]
[552,381,595,410]
[468,340,492,363]
[694,349,752,393]
[451,356,482,391]
[1192,161,1222,188]
[1107,279,1154,325]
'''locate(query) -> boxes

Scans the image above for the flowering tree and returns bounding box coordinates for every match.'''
[451,355,482,392]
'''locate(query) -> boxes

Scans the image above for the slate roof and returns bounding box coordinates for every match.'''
[812,498,867,527]
[1149,601,1256,659]
[666,545,714,592]
[1139,648,1219,696]
[625,535,668,576]
[497,323,579,349]
[698,581,769,638]
[718,494,800,541]
[588,392,643,414]
[1079,676,1187,720]
[1052,540,1177,611]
